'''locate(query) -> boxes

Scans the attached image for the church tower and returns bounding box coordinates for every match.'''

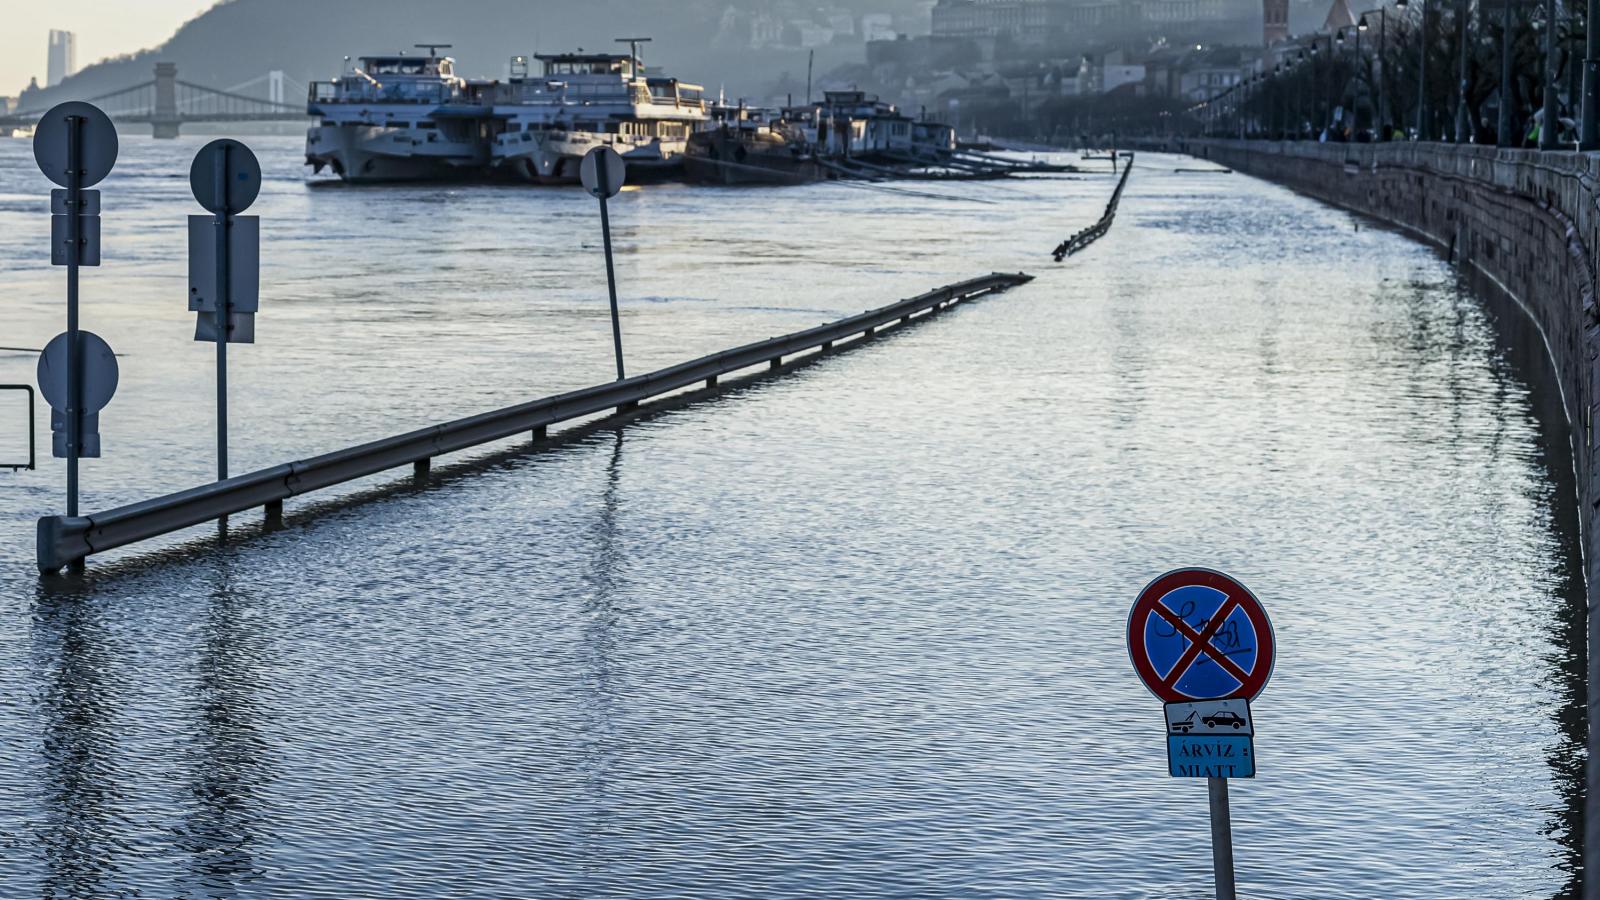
[1263,0,1289,44]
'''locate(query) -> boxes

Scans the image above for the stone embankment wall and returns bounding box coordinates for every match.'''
[1176,138,1600,889]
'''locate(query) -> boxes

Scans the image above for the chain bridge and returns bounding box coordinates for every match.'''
[0,63,309,138]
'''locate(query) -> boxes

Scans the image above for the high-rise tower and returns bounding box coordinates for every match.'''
[47,30,76,87]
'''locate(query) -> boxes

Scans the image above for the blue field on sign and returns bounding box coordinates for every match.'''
[1167,735,1256,779]
[1143,584,1259,698]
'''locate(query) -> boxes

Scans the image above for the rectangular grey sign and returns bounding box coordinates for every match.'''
[50,189,100,216]
[188,215,260,316]
[51,214,100,266]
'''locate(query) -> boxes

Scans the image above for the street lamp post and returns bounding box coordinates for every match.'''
[1275,64,1286,138]
[1583,0,1600,148]
[1240,76,1250,138]
[1538,0,1559,148]
[1455,0,1471,141]
[1336,28,1349,134]
[1498,0,1516,145]
[1359,10,1389,135]
[1396,0,1427,137]
[1295,50,1307,138]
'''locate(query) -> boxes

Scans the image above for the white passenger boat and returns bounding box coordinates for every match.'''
[306,45,491,182]
[489,46,708,184]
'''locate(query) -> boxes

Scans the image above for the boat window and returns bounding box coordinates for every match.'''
[365,58,432,76]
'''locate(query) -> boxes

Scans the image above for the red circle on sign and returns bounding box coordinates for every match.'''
[1126,568,1275,703]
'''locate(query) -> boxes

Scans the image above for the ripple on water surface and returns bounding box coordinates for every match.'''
[0,141,1581,898]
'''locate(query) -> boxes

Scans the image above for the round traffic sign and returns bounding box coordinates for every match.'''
[1127,568,1275,704]
[37,331,119,414]
[190,139,261,214]
[33,101,118,188]
[580,146,626,199]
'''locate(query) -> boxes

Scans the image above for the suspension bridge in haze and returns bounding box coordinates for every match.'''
[0,63,310,138]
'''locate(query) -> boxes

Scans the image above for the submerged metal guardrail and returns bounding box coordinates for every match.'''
[1052,154,1134,262]
[36,272,1033,573]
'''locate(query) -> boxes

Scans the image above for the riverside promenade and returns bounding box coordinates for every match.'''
[1172,137,1600,898]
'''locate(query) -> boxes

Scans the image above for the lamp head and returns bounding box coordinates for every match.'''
[1358,14,1370,31]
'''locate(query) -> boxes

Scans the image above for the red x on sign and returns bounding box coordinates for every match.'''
[1127,568,1275,704]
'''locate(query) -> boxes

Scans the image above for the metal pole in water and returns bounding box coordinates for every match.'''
[64,114,81,520]
[596,152,625,381]
[1208,776,1237,900]
[214,143,230,481]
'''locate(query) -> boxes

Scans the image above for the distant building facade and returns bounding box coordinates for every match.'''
[47,30,76,87]
[1262,0,1290,43]
[931,0,1062,40]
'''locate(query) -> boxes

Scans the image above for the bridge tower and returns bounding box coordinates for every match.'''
[269,70,285,106]
[152,62,180,139]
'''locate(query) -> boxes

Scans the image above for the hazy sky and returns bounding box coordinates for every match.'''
[1,1,208,94]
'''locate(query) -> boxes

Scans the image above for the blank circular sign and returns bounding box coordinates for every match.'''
[190,139,262,214]
[37,331,120,414]
[33,102,118,188]
[580,147,626,199]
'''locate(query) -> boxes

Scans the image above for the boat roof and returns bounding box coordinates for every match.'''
[536,53,639,64]
[361,54,451,65]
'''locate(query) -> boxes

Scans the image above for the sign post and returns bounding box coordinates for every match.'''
[1127,568,1276,900]
[580,146,628,381]
[188,139,261,484]
[32,101,117,524]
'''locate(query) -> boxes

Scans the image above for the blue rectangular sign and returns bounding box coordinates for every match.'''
[1167,734,1255,779]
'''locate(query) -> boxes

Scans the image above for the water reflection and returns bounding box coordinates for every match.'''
[576,431,626,870]
[31,585,126,897]
[0,145,1584,898]
[175,553,272,896]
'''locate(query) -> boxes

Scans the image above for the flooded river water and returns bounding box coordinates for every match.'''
[0,137,1583,898]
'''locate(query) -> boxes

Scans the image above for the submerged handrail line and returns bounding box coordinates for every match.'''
[36,272,1033,573]
[1052,155,1134,262]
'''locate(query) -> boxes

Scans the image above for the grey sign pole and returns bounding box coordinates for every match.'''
[35,102,116,526]
[582,146,628,382]
[189,138,260,486]
[214,144,231,480]
[64,115,82,517]
[598,153,625,381]
[1208,776,1237,900]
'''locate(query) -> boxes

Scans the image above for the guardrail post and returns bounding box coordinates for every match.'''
[36,515,91,574]
[532,424,547,441]
[770,357,781,370]
[705,375,717,388]
[264,499,283,527]
[413,458,430,480]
